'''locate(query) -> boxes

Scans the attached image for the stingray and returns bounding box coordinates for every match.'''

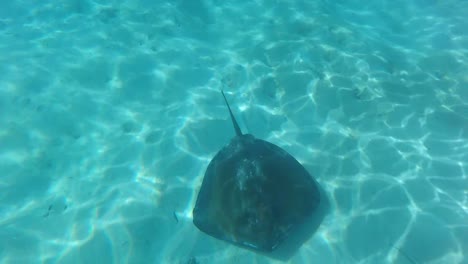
[192,91,320,252]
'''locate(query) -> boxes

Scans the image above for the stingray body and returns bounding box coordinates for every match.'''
[193,91,320,252]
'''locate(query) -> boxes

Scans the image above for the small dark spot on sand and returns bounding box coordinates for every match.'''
[145,131,160,144]
[121,121,136,133]
[173,211,179,223]
[353,89,363,100]
[186,257,198,264]
[43,204,53,218]
[98,8,119,24]
[36,105,46,112]
[72,133,81,140]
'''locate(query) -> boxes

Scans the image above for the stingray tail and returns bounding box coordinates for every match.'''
[221,90,243,136]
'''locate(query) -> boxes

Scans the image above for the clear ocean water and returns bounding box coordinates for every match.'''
[1,0,467,263]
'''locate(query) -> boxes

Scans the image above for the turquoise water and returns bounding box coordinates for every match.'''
[1,0,467,263]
